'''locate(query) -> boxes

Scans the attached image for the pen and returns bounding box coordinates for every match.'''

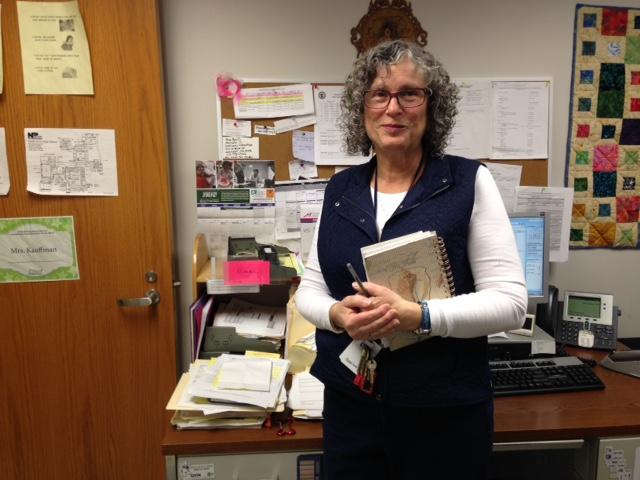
[346,262,371,297]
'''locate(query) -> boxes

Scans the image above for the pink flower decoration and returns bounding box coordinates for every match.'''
[216,75,242,99]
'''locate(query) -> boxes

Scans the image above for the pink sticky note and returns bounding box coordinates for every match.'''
[224,260,271,285]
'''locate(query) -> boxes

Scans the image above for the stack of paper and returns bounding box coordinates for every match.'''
[166,354,290,430]
[287,371,324,420]
[214,298,287,339]
[188,354,289,408]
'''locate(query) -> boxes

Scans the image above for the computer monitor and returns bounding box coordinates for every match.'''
[508,212,550,314]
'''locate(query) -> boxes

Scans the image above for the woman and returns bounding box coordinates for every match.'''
[217,160,234,188]
[195,161,213,188]
[295,40,527,479]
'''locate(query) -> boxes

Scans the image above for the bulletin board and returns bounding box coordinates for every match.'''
[216,82,548,186]
[217,82,338,182]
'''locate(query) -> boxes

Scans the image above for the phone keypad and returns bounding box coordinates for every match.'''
[557,321,615,349]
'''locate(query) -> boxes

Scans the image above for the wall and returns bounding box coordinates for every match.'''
[161,0,640,370]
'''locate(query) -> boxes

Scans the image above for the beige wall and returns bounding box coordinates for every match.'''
[161,0,640,370]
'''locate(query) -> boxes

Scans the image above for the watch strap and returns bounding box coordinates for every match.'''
[414,300,431,335]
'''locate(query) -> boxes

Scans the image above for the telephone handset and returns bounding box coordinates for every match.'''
[555,291,618,350]
[534,285,559,337]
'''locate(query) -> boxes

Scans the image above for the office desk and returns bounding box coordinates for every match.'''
[162,347,640,479]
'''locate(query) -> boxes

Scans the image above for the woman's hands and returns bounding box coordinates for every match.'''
[329,282,422,341]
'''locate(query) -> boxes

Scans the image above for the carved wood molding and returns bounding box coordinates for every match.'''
[351,0,428,55]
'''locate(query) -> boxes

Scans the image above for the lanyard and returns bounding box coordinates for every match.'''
[372,159,424,223]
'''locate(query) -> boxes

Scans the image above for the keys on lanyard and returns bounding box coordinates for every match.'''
[353,342,377,395]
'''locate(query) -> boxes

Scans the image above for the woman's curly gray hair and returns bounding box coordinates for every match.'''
[340,40,459,158]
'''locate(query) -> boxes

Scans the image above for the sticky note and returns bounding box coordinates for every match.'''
[224,260,270,285]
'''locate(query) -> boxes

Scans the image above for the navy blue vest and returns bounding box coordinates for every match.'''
[314,154,491,407]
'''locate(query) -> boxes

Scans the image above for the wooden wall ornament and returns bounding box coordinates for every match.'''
[351,0,428,55]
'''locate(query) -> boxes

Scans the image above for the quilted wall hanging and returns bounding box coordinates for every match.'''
[566,4,640,248]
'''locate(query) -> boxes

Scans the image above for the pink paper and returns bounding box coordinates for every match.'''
[224,260,270,285]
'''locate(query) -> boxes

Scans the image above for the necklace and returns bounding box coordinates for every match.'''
[373,159,424,219]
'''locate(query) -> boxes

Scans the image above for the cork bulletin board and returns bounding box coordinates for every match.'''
[216,81,549,186]
[217,82,338,182]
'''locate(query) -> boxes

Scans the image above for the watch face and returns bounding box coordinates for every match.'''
[413,326,431,336]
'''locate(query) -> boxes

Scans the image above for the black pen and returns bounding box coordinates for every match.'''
[346,262,371,297]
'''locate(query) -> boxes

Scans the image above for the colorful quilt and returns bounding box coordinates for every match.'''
[566,4,640,248]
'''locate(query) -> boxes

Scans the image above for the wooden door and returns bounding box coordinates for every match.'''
[0,1,176,478]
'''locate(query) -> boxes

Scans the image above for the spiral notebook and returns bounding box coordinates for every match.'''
[361,230,455,351]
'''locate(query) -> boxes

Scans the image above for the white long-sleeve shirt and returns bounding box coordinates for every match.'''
[295,166,527,338]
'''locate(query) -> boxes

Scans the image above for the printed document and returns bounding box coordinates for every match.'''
[24,128,117,196]
[514,186,574,262]
[490,81,549,159]
[447,78,491,159]
[273,114,316,134]
[292,130,314,163]
[300,203,322,262]
[314,85,370,165]
[287,371,324,419]
[214,298,286,339]
[233,83,314,119]
[289,160,318,180]
[275,180,326,241]
[17,0,94,94]
[485,162,522,213]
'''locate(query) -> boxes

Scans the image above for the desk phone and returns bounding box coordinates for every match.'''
[556,291,617,350]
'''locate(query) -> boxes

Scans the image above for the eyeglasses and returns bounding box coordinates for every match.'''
[364,88,431,109]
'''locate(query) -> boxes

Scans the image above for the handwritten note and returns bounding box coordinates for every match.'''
[224,260,270,285]
[222,136,259,159]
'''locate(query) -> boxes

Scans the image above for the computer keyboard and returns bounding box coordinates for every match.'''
[490,356,605,397]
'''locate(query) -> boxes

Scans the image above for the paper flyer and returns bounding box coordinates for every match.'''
[24,128,118,196]
[17,0,94,94]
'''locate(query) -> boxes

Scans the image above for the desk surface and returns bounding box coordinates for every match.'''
[162,347,640,456]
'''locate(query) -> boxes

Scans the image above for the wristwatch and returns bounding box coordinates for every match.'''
[414,300,432,336]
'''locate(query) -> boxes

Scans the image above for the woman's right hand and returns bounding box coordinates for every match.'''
[329,295,399,341]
